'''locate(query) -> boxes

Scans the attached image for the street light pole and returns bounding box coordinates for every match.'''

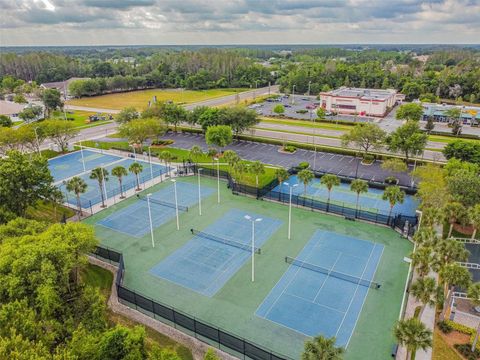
[292,85,296,105]
[79,138,86,172]
[148,146,153,183]
[244,215,262,282]
[171,179,179,230]
[308,81,311,97]
[197,168,202,216]
[147,193,155,248]
[284,182,298,240]
[101,164,108,208]
[33,127,40,154]
[215,158,220,203]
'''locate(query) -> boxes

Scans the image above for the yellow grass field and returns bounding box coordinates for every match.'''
[67,88,246,110]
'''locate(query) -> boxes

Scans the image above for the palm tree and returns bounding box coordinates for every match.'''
[207,147,217,165]
[467,283,480,352]
[66,176,87,217]
[394,318,432,360]
[410,277,439,319]
[411,246,435,278]
[438,262,471,321]
[421,207,444,229]
[233,161,248,183]
[189,145,203,164]
[320,174,340,210]
[159,151,173,176]
[382,185,405,220]
[412,227,440,248]
[129,162,144,191]
[90,167,108,208]
[223,150,239,173]
[48,189,64,221]
[275,167,289,200]
[297,169,314,195]
[350,179,368,215]
[469,204,480,240]
[301,335,344,360]
[436,239,469,267]
[111,166,128,199]
[249,161,265,187]
[443,202,467,238]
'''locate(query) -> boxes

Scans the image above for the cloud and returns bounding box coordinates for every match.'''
[0,0,479,45]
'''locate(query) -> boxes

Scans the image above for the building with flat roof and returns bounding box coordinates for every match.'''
[319,87,404,117]
[0,100,26,121]
[421,102,480,126]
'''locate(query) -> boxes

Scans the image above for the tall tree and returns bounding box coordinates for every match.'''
[396,103,424,122]
[298,169,314,195]
[467,283,480,352]
[394,318,432,360]
[411,246,436,278]
[115,107,139,124]
[41,88,63,118]
[301,335,344,360]
[118,118,165,150]
[129,162,144,191]
[205,125,233,152]
[65,176,87,217]
[438,263,471,321]
[0,150,56,218]
[386,121,428,161]
[340,123,386,157]
[443,202,467,238]
[350,179,368,214]
[275,167,289,200]
[410,277,439,319]
[382,186,405,219]
[111,166,128,199]
[189,145,204,164]
[249,161,265,187]
[90,167,109,208]
[320,174,340,209]
[469,204,480,240]
[42,119,79,153]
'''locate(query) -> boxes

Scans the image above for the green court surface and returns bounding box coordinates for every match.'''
[84,176,412,360]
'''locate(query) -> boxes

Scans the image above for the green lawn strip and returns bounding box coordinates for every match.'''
[25,200,75,223]
[79,140,277,187]
[253,126,341,140]
[84,176,411,359]
[81,264,193,360]
[428,134,480,144]
[50,110,113,129]
[260,117,352,131]
[432,329,463,360]
[40,149,62,159]
[67,88,247,110]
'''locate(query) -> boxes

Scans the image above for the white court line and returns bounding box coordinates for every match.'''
[334,242,377,342]
[312,253,342,303]
[344,244,384,349]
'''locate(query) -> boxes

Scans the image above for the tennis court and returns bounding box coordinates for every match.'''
[97,182,214,237]
[272,175,418,217]
[58,158,168,208]
[48,149,123,182]
[256,230,384,347]
[149,209,282,296]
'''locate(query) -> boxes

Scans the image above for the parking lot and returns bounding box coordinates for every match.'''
[159,132,414,187]
[251,94,374,123]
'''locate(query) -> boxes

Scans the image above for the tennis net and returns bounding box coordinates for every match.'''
[191,229,261,254]
[285,256,380,289]
[138,195,188,211]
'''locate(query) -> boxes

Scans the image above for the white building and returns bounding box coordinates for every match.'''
[319,87,405,117]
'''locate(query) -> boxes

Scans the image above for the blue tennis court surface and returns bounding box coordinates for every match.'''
[97,181,214,237]
[150,209,282,297]
[256,230,383,347]
[48,150,123,182]
[271,175,418,217]
[58,158,168,208]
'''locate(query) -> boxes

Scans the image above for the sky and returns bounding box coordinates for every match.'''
[1,0,479,46]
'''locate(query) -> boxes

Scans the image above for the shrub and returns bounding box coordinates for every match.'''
[454,344,480,360]
[363,154,374,161]
[283,145,296,153]
[385,176,398,185]
[298,162,310,169]
[296,109,308,114]
[151,139,174,146]
[437,320,453,334]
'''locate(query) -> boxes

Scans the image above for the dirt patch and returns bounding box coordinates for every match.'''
[453,223,474,236]
[438,329,470,359]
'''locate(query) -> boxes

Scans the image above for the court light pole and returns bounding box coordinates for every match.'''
[292,85,296,105]
[148,146,153,183]
[284,182,298,240]
[171,179,180,230]
[214,158,220,203]
[197,168,202,216]
[146,193,155,248]
[131,145,137,162]
[101,164,108,208]
[244,215,262,282]
[79,138,86,172]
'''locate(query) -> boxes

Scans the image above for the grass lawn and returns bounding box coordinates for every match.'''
[79,140,278,187]
[50,110,113,129]
[260,117,353,132]
[81,264,193,360]
[67,88,246,110]
[25,200,75,223]
[428,134,479,144]
[432,329,463,360]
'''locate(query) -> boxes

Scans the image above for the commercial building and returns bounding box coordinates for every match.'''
[0,100,26,122]
[319,87,404,117]
[421,103,480,126]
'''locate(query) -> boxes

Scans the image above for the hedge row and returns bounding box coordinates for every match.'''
[444,320,480,350]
